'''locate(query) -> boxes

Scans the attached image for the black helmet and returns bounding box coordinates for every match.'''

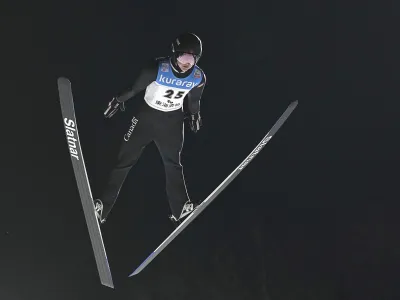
[171,32,202,65]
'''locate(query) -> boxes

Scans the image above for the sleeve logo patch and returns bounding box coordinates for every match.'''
[161,63,170,72]
[194,69,201,78]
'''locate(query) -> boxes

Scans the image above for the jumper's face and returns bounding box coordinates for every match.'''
[177,53,195,72]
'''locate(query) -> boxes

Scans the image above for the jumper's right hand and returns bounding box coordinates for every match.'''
[104,97,125,118]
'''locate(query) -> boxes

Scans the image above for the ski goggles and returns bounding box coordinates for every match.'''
[176,53,196,66]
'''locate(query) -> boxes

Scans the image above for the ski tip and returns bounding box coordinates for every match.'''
[57,77,71,86]
[291,100,299,106]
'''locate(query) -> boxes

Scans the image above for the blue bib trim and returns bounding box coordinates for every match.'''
[156,59,203,90]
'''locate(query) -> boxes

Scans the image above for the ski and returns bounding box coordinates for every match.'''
[129,100,299,277]
[57,77,114,289]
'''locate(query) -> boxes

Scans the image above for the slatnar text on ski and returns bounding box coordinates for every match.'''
[64,118,80,160]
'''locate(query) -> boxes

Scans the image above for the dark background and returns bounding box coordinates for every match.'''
[2,1,399,299]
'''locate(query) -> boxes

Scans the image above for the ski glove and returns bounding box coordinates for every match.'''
[104,97,125,118]
[188,112,202,133]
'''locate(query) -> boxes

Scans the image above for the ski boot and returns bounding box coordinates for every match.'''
[94,199,106,224]
[169,200,198,227]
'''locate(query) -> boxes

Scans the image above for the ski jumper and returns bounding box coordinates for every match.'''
[100,57,206,220]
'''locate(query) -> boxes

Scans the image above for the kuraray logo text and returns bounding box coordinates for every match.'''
[158,74,196,88]
[64,118,80,161]
[238,136,272,170]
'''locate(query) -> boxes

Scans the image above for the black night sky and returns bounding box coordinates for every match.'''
[2,1,399,299]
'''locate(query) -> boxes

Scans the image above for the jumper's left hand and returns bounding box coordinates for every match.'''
[188,112,202,133]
